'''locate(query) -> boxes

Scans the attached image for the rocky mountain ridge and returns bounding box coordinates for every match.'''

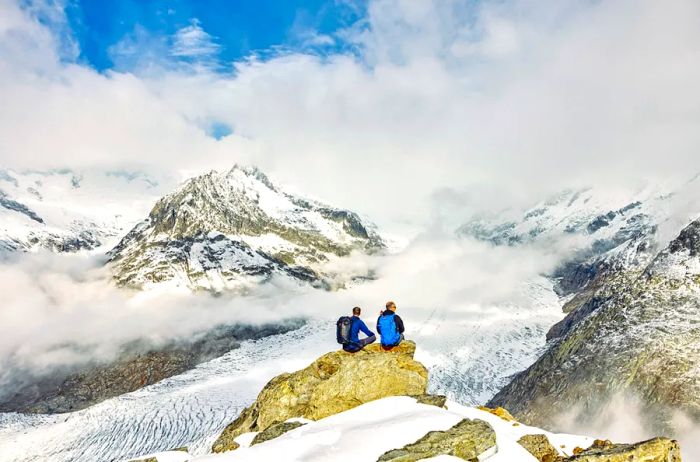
[488,218,700,434]
[108,165,384,292]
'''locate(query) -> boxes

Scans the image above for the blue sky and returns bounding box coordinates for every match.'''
[57,0,367,71]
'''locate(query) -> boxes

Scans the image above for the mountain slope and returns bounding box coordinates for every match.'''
[488,218,700,432]
[459,177,699,339]
[108,166,384,292]
[0,168,164,253]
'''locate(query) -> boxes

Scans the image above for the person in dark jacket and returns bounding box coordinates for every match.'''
[344,306,376,352]
[377,300,405,347]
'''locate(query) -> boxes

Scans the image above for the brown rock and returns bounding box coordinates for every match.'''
[518,434,562,462]
[477,405,516,422]
[564,437,681,461]
[211,341,427,453]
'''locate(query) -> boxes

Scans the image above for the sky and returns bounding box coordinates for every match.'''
[2,0,700,230]
[62,0,366,71]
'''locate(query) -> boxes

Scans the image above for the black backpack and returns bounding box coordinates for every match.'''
[336,316,354,344]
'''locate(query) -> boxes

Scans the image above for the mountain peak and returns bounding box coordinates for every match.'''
[108,165,384,292]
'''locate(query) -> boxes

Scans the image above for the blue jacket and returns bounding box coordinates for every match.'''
[350,316,374,343]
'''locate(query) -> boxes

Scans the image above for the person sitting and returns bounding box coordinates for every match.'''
[377,300,405,348]
[338,307,376,352]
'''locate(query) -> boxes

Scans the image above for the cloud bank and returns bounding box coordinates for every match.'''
[1,0,699,230]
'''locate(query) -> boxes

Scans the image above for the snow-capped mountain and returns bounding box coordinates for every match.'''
[107,165,384,292]
[456,176,700,435]
[459,176,699,312]
[0,169,166,253]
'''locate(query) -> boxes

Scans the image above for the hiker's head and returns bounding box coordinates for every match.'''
[352,306,362,316]
[386,301,396,312]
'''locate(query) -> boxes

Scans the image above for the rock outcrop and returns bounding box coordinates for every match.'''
[516,435,681,462]
[518,434,561,462]
[125,338,681,462]
[377,418,497,462]
[250,421,307,446]
[567,437,681,461]
[211,341,428,453]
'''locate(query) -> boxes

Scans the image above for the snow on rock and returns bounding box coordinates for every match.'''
[175,397,594,462]
[210,341,428,453]
[107,165,385,292]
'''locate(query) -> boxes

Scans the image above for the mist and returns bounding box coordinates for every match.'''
[554,394,700,460]
[0,227,567,388]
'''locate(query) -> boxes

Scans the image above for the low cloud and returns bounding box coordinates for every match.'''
[0,228,568,398]
[554,393,700,460]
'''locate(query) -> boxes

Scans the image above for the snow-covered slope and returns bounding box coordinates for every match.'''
[188,397,593,462]
[107,165,384,292]
[0,169,165,253]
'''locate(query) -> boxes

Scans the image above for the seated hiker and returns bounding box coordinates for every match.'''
[377,300,405,348]
[336,307,376,352]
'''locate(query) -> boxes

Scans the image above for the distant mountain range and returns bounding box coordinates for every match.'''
[3,163,699,442]
[0,165,385,292]
[0,168,164,253]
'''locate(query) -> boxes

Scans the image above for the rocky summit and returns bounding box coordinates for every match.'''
[211,340,428,453]
[108,165,384,292]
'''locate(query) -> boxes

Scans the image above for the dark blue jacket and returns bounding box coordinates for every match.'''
[350,316,374,343]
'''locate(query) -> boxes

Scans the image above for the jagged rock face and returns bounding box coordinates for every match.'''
[489,219,700,433]
[211,341,427,453]
[108,165,384,292]
[377,418,496,462]
[567,437,681,461]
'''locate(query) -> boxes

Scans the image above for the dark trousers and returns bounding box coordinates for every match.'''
[344,334,376,352]
[359,334,377,347]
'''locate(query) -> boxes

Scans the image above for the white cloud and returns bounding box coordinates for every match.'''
[1,0,700,230]
[170,19,221,60]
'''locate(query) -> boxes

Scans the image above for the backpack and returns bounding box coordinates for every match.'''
[336,316,354,345]
[378,313,401,346]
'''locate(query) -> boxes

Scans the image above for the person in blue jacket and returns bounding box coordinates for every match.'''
[344,306,376,352]
[377,300,405,347]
